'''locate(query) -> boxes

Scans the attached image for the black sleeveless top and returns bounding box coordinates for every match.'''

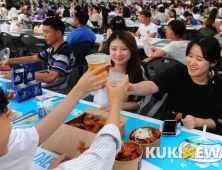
[206,25,217,33]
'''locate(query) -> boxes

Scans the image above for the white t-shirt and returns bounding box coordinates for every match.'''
[62,17,74,26]
[161,41,187,65]
[138,22,158,38]
[180,7,185,14]
[0,127,39,170]
[108,11,117,17]
[8,7,18,19]
[18,13,28,22]
[193,14,202,22]
[175,8,181,16]
[219,8,222,17]
[1,7,7,17]
[155,13,169,22]
[87,20,93,27]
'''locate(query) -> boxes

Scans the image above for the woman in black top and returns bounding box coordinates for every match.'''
[204,8,222,33]
[128,36,222,135]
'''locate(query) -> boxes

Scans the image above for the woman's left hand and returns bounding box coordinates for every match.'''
[99,104,111,112]
[181,115,197,129]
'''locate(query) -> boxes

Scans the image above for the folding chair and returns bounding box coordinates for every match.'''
[70,41,94,80]
[197,27,217,36]
[143,57,184,80]
[1,32,27,57]
[20,34,49,70]
[0,48,10,61]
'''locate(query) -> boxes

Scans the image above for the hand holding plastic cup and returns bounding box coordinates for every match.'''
[85,54,112,80]
[107,72,126,88]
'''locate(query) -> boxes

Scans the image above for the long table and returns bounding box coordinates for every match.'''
[125,21,203,31]
[95,34,161,49]
[2,31,162,50]
[0,77,221,170]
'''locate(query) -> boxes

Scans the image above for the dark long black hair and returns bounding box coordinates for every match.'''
[123,6,130,18]
[186,36,221,95]
[107,30,145,102]
[205,8,218,26]
[0,88,8,114]
[170,9,177,19]
[102,10,108,26]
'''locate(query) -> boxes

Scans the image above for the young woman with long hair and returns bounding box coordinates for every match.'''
[128,36,222,134]
[4,0,18,22]
[99,10,110,28]
[204,8,222,33]
[93,30,145,112]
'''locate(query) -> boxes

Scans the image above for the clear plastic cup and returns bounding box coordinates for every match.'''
[107,72,126,88]
[85,54,107,79]
[89,54,112,73]
[105,55,112,73]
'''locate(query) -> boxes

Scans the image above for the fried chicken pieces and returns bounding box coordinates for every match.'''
[130,128,161,144]
[76,143,89,154]
[7,91,14,99]
[115,143,142,161]
[68,114,107,134]
[175,112,182,121]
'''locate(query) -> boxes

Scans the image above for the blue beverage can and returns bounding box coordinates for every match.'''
[103,33,107,39]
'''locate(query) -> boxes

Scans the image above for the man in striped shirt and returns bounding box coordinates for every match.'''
[0,18,74,93]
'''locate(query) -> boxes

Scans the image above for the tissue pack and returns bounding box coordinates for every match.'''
[5,63,42,103]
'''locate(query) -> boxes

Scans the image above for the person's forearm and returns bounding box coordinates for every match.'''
[149,33,156,38]
[8,55,40,65]
[195,118,216,130]
[132,81,159,96]
[98,42,105,52]
[151,49,166,58]
[35,87,85,146]
[121,102,139,111]
[35,72,58,83]
[105,102,121,127]
[148,53,156,60]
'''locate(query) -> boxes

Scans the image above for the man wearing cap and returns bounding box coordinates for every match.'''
[18,7,33,22]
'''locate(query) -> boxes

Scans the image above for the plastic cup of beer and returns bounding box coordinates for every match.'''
[85,54,107,79]
[105,55,112,73]
[89,54,112,73]
[107,72,126,88]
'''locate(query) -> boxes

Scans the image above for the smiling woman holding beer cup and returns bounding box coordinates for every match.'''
[91,30,145,112]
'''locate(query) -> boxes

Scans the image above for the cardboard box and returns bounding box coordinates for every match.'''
[4,63,42,103]
[42,108,128,157]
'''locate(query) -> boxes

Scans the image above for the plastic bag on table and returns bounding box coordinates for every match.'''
[1,22,10,31]
[9,20,20,32]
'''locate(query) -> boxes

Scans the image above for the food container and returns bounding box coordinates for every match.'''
[128,126,162,158]
[113,142,143,170]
